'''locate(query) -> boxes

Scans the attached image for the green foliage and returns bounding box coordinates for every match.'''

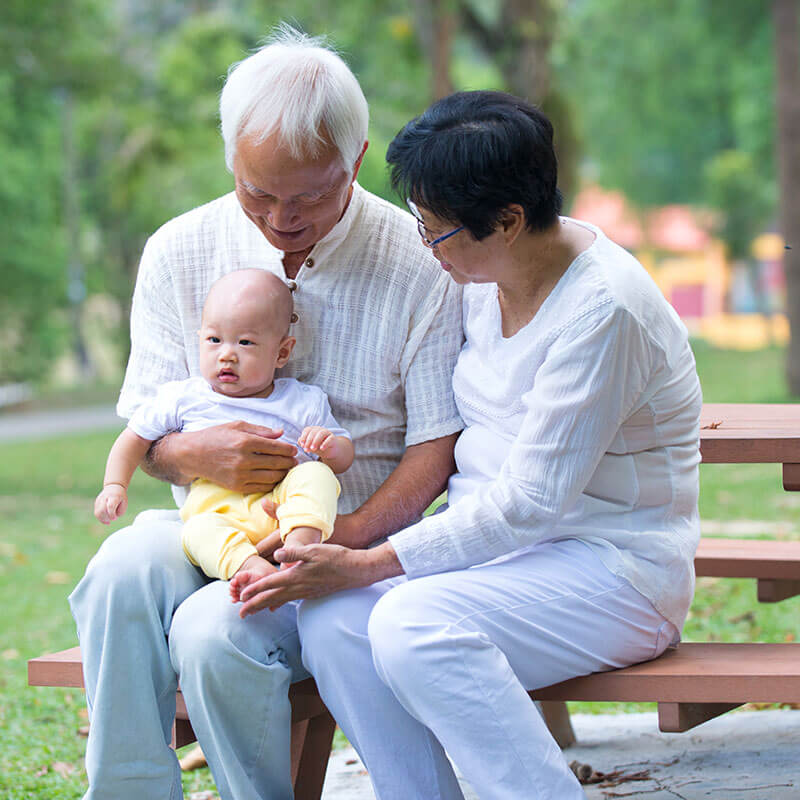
[559,0,775,212]
[3,0,793,386]
[0,0,121,383]
[705,150,774,261]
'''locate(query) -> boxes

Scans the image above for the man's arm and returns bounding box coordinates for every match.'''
[328,432,458,550]
[142,421,298,493]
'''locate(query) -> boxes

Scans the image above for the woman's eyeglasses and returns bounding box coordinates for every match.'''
[407,199,464,249]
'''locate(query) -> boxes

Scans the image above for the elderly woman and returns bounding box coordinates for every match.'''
[236,91,702,799]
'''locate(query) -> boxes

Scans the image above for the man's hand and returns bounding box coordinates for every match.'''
[145,420,298,493]
[255,530,283,562]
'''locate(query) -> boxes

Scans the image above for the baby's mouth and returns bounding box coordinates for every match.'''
[218,369,238,382]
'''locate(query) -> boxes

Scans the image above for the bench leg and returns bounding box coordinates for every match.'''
[290,712,336,800]
[170,717,197,749]
[782,462,800,491]
[538,701,576,748]
[658,701,742,732]
[757,578,800,603]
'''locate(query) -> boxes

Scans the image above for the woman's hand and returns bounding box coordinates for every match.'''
[234,541,404,618]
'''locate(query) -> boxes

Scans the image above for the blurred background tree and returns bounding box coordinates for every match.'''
[0,0,797,393]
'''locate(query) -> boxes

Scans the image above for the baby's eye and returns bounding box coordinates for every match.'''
[239,339,254,346]
[207,336,220,343]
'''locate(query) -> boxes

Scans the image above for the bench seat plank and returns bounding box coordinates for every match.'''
[531,643,800,705]
[28,646,327,719]
[32,642,800,739]
[695,537,800,580]
[695,537,800,602]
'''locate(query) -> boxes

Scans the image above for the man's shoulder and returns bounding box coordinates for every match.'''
[351,185,418,240]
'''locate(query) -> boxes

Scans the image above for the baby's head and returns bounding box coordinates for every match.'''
[198,269,295,398]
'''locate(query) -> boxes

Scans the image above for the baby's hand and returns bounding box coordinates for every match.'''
[94,484,128,524]
[298,426,334,455]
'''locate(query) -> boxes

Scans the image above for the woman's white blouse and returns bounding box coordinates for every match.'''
[389,219,702,629]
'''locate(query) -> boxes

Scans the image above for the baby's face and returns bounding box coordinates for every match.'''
[198,304,290,399]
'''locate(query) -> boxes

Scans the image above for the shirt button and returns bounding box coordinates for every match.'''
[290,312,299,323]
[304,257,314,268]
[287,279,298,292]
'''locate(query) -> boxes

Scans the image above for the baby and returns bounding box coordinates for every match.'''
[94,269,353,591]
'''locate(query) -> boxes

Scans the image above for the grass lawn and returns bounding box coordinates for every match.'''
[2,342,800,798]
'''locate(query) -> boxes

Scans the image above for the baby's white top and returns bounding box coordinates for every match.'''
[128,376,349,503]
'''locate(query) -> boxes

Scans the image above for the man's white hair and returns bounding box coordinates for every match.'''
[220,25,368,173]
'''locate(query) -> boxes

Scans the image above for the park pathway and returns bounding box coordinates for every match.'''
[0,404,121,442]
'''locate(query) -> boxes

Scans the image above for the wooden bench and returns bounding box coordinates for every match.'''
[30,642,800,778]
[28,403,800,792]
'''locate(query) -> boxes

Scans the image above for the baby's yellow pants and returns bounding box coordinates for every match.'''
[179,460,340,580]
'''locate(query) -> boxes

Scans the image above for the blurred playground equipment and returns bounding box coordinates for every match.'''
[572,185,788,350]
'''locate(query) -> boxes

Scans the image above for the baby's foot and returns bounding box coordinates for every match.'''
[230,555,275,602]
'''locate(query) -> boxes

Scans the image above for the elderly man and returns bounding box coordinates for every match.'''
[69,28,463,800]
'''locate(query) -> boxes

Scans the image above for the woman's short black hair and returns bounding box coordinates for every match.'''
[386,91,563,240]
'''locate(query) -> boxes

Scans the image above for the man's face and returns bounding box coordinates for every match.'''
[233,132,362,255]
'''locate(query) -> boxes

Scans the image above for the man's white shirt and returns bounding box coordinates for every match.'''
[119,183,464,515]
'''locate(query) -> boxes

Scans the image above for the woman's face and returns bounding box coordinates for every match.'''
[415,208,504,285]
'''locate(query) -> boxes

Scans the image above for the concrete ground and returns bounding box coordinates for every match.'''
[320,709,799,800]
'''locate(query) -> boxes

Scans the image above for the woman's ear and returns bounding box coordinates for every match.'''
[499,204,526,246]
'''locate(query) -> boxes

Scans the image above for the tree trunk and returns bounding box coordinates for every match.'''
[460,0,578,201]
[410,0,456,101]
[773,0,800,393]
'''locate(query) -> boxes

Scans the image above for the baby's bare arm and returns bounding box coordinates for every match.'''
[94,428,153,523]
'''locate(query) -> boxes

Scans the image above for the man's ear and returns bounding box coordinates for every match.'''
[499,204,526,246]
[350,141,369,184]
[276,336,296,367]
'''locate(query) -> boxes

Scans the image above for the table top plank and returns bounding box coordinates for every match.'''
[700,403,800,463]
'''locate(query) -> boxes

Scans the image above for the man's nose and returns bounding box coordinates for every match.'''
[267,200,300,230]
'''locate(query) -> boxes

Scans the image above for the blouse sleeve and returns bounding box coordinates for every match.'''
[388,304,655,577]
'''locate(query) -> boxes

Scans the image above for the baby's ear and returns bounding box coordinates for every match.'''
[276,336,296,366]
